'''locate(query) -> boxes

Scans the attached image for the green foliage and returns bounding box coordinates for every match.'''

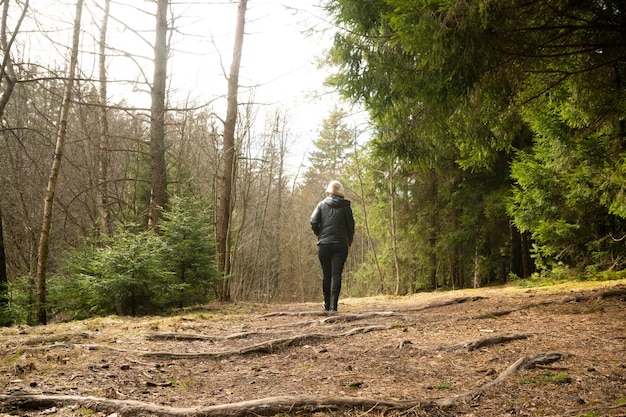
[49,196,219,319]
[51,229,175,317]
[160,195,221,306]
[326,0,626,281]
[1,275,36,325]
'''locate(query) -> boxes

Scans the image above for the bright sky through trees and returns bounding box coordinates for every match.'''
[24,0,339,174]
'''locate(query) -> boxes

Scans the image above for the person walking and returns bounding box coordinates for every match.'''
[310,180,355,312]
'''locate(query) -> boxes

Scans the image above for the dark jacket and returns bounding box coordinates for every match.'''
[310,195,355,246]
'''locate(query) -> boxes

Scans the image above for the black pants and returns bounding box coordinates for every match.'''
[318,242,348,311]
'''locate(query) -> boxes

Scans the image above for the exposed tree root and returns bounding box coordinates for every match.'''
[434,352,563,407]
[20,332,91,346]
[16,325,391,360]
[141,325,389,359]
[145,329,296,342]
[474,285,626,319]
[474,301,554,319]
[0,393,434,417]
[435,334,531,352]
[0,352,563,416]
[562,402,626,415]
[319,311,401,323]
[145,332,222,342]
[402,296,486,312]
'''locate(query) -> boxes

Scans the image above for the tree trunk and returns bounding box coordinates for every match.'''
[35,0,83,325]
[521,230,534,278]
[217,0,247,300]
[273,113,286,300]
[0,207,7,316]
[0,0,29,317]
[148,0,169,229]
[352,141,384,290]
[97,0,113,237]
[388,162,401,295]
[0,0,27,113]
[427,168,438,289]
[473,244,481,288]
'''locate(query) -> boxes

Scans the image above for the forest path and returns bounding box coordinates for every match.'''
[1,281,625,416]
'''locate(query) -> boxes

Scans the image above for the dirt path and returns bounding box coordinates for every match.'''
[1,281,625,416]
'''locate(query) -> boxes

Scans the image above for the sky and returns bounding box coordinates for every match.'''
[107,0,350,176]
[24,0,360,177]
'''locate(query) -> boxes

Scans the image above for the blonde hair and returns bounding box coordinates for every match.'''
[325,180,345,197]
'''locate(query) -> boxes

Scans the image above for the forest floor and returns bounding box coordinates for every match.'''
[1,280,625,417]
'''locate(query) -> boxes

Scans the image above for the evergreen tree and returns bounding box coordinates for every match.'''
[325,0,626,278]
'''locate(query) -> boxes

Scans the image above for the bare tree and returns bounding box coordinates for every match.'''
[0,0,29,320]
[217,0,247,300]
[148,0,169,229]
[97,0,113,237]
[35,0,84,325]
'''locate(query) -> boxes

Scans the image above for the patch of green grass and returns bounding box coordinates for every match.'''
[582,306,604,314]
[166,376,195,389]
[519,371,571,387]
[616,397,626,406]
[483,311,498,319]
[435,382,451,390]
[1,348,24,367]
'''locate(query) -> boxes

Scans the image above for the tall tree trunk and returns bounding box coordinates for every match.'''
[388,162,401,295]
[0,0,29,318]
[509,224,521,280]
[473,244,481,288]
[35,0,83,325]
[273,113,286,300]
[148,0,169,229]
[0,207,7,317]
[427,168,438,289]
[352,141,384,290]
[97,0,112,237]
[521,230,534,278]
[217,0,247,300]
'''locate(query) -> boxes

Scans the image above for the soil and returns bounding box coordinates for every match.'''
[1,280,626,417]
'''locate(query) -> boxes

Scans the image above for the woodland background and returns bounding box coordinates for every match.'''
[0,0,625,326]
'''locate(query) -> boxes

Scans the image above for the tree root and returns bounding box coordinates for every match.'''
[474,285,626,319]
[141,325,389,359]
[434,352,563,407]
[435,334,531,352]
[0,393,431,417]
[0,352,563,416]
[16,325,391,360]
[402,296,486,312]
